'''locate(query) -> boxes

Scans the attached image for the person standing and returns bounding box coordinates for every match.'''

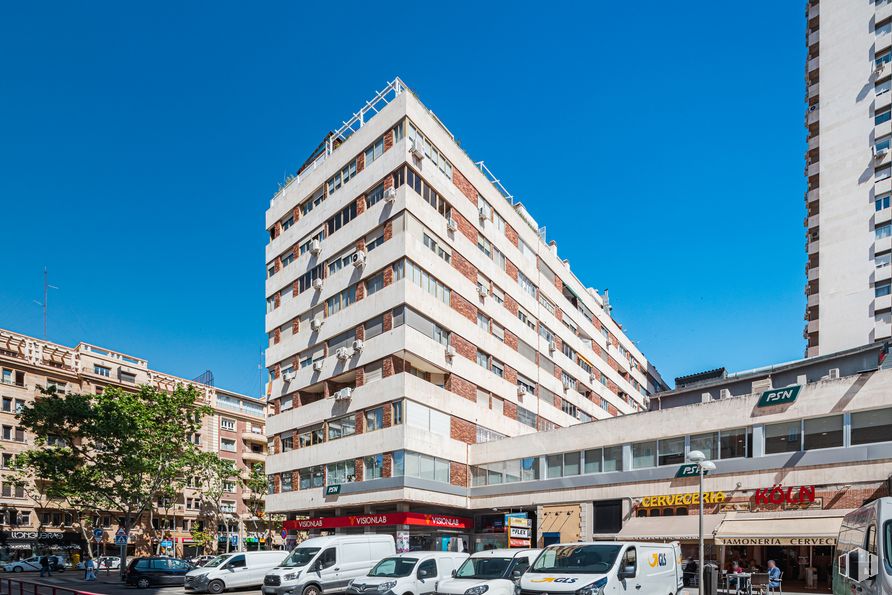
[39,555,51,578]
[84,557,96,581]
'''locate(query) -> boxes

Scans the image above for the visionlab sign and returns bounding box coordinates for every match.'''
[284,512,473,531]
[757,385,801,408]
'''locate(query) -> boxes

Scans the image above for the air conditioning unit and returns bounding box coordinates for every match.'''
[310,318,324,331]
[283,371,296,382]
[562,379,572,392]
[548,339,557,353]
[312,361,324,372]
[352,251,367,267]
[478,207,487,221]
[877,148,888,160]
[590,374,596,384]
[312,278,324,291]
[335,347,353,361]
[410,143,425,160]
[445,345,456,359]
[877,63,887,75]
[352,339,364,351]
[477,284,489,298]
[828,367,840,379]
[334,387,353,400]
[447,218,458,232]
[384,187,397,201]
[719,388,731,400]
[517,385,528,397]
[309,239,322,255]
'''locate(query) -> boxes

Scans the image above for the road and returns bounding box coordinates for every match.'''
[0,572,262,595]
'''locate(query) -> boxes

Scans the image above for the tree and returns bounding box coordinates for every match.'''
[16,384,210,572]
[192,452,238,554]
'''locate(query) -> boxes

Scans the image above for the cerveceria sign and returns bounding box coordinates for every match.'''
[640,491,727,507]
[757,385,801,408]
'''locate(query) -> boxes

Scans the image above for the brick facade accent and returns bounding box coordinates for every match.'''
[450,334,477,361]
[451,292,477,323]
[356,194,366,215]
[503,330,519,350]
[450,417,476,444]
[504,295,520,316]
[384,221,393,242]
[504,365,518,385]
[452,211,477,244]
[453,169,478,205]
[354,458,364,482]
[450,462,469,487]
[445,373,476,401]
[503,400,518,420]
[383,311,393,332]
[505,260,519,282]
[383,453,393,478]
[356,152,365,173]
[383,128,394,151]
[451,249,478,283]
[505,224,519,247]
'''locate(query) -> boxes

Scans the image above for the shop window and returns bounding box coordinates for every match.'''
[719,427,749,459]
[803,415,843,450]
[689,432,717,460]
[657,437,685,466]
[632,441,656,469]
[584,448,602,474]
[851,408,892,445]
[593,499,623,534]
[604,446,623,472]
[765,421,802,454]
[675,508,688,516]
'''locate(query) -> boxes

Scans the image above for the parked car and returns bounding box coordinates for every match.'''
[123,556,194,588]
[76,556,121,570]
[346,551,468,595]
[3,555,66,573]
[436,548,541,595]
[191,555,215,567]
[186,551,287,593]
[263,534,396,595]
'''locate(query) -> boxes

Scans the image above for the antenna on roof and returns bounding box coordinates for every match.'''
[32,267,59,340]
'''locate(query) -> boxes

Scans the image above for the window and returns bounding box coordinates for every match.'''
[94,365,110,377]
[364,454,384,480]
[318,548,337,569]
[476,351,489,368]
[518,271,536,297]
[423,233,451,262]
[327,203,357,236]
[328,416,356,440]
[584,449,603,474]
[392,401,403,425]
[877,194,891,211]
[878,253,892,269]
[877,108,892,125]
[689,432,717,461]
[366,182,386,208]
[405,260,450,304]
[366,229,385,252]
[657,437,685,466]
[407,122,453,178]
[222,480,236,493]
[299,466,324,489]
[328,159,357,195]
[877,281,892,298]
[401,167,451,218]
[491,359,504,378]
[326,459,357,484]
[477,234,492,258]
[851,408,892,444]
[298,426,324,448]
[476,426,506,443]
[878,79,892,96]
[299,230,325,255]
[877,223,892,239]
[1,398,9,412]
[328,250,354,275]
[365,273,385,296]
[365,407,384,432]
[720,428,748,459]
[220,438,237,452]
[518,239,535,263]
[401,451,450,483]
[517,406,537,428]
[632,441,656,469]
[327,285,357,315]
[765,420,802,454]
[281,432,294,452]
[365,136,385,167]
[803,415,843,450]
[878,166,892,181]
[220,418,235,431]
[119,371,136,384]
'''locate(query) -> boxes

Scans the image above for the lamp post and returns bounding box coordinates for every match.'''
[687,450,716,595]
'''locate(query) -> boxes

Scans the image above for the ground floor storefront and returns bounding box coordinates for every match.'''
[0,531,85,563]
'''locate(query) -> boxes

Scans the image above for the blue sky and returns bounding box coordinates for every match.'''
[0,1,806,395]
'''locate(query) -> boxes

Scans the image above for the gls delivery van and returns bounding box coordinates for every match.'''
[345,551,468,595]
[436,548,541,595]
[185,551,287,593]
[833,497,891,595]
[519,542,682,595]
[263,535,396,595]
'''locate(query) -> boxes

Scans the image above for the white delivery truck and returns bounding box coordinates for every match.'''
[519,542,682,595]
[263,535,396,595]
[185,550,288,593]
[345,551,468,595]
[833,497,891,595]
[436,548,541,595]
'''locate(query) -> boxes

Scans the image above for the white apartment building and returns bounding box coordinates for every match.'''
[263,78,667,550]
[804,0,892,355]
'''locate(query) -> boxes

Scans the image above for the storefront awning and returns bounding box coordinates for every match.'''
[615,514,725,541]
[713,511,848,546]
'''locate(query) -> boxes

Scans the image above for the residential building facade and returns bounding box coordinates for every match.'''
[263,78,667,551]
[803,0,892,354]
[0,327,269,560]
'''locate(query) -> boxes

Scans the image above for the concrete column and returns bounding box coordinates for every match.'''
[751,425,765,458]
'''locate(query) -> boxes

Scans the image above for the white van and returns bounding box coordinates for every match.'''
[185,550,288,593]
[519,542,682,595]
[436,548,541,595]
[263,535,396,595]
[345,551,468,595]
[834,497,891,595]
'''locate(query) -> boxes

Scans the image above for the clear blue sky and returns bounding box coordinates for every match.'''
[0,1,806,395]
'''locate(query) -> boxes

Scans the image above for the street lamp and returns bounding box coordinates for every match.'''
[688,450,716,595]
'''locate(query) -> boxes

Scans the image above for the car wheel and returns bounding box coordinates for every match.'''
[208,579,225,594]
[303,585,322,595]
[12,567,22,573]
[137,577,151,589]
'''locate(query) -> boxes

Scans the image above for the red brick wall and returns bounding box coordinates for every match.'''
[453,169,478,206]
[452,211,477,244]
[450,462,469,487]
[505,224,519,247]
[445,374,476,402]
[504,400,518,420]
[503,330,519,350]
[451,292,477,323]
[504,295,520,316]
[450,334,477,361]
[383,453,393,478]
[505,260,519,282]
[450,417,476,444]
[451,250,478,283]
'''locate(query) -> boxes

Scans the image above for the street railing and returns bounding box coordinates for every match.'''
[0,577,105,595]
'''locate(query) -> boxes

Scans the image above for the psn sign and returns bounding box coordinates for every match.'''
[757,385,801,408]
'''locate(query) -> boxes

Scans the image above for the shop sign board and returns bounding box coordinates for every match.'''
[285,512,473,531]
[325,485,342,496]
[675,463,706,478]
[509,526,531,539]
[396,530,410,553]
[715,536,836,546]
[757,385,801,408]
[753,485,816,507]
[640,491,727,507]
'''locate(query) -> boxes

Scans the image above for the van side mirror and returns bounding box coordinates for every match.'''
[512,570,522,579]
[419,569,430,579]
[619,566,635,580]
[451,570,457,578]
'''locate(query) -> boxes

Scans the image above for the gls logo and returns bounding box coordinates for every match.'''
[530,578,578,584]
[649,553,668,568]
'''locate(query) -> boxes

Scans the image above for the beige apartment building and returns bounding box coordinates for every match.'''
[263,78,667,551]
[804,0,892,355]
[0,327,270,560]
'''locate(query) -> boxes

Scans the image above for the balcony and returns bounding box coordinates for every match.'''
[807,265,820,281]
[808,4,819,20]
[242,431,267,445]
[877,206,892,226]
[876,235,892,255]
[807,56,820,73]
[880,2,892,24]
[807,106,820,125]
[878,92,892,113]
[807,345,820,358]
[808,81,819,100]
[807,319,819,334]
[879,33,892,55]
[807,292,820,308]
[876,264,892,283]
[807,213,820,229]
[876,119,892,139]
[807,162,820,177]
[807,188,820,203]
[243,450,266,464]
[808,238,820,255]
[808,30,819,46]
[808,134,820,151]
[876,294,892,312]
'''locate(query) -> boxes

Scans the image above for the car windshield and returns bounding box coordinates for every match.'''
[456,557,513,579]
[369,557,418,578]
[203,555,231,568]
[282,547,321,568]
[530,545,621,574]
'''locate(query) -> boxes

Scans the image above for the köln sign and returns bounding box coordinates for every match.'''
[757,385,802,408]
